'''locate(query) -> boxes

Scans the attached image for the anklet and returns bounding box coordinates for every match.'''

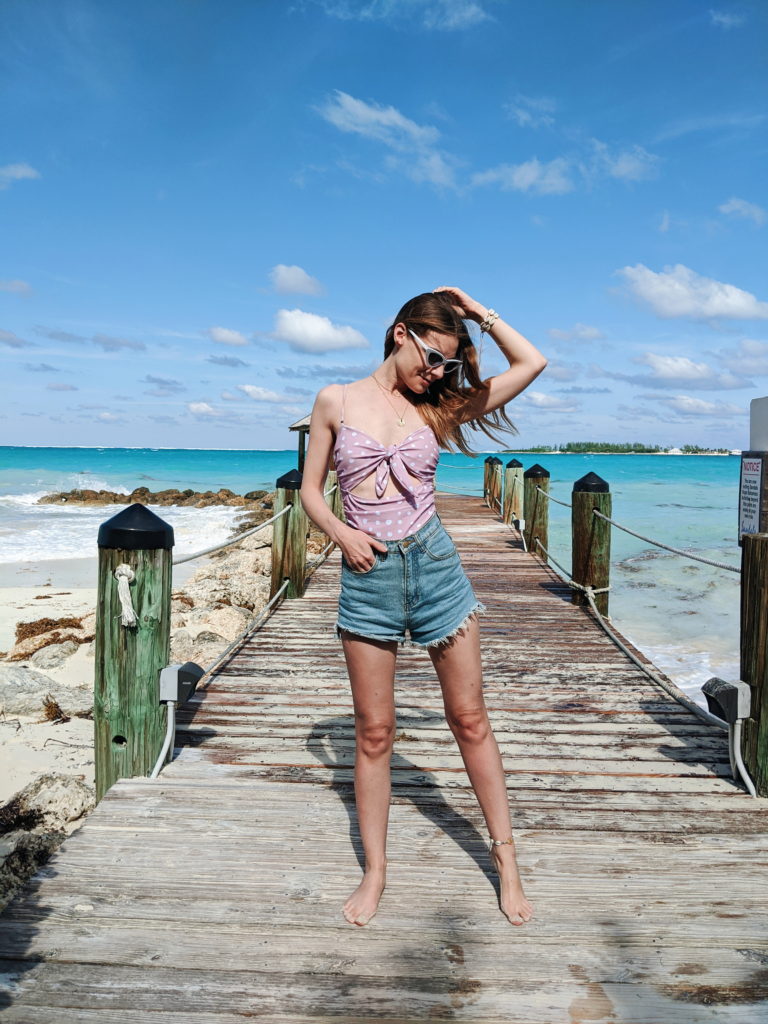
[489,835,514,853]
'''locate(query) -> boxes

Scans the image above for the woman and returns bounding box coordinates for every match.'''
[300,286,547,927]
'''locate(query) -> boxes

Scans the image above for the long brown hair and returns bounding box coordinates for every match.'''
[384,292,517,454]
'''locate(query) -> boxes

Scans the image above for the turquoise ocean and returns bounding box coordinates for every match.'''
[0,446,741,706]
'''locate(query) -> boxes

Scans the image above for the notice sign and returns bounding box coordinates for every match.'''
[740,455,763,538]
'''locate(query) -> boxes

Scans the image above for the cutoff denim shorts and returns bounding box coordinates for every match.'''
[336,513,485,648]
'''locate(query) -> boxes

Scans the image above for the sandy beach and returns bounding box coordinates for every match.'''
[0,507,288,907]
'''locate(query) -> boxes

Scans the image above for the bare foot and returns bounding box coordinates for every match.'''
[342,863,387,926]
[490,842,534,926]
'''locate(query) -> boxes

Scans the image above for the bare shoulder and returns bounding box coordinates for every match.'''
[311,384,343,429]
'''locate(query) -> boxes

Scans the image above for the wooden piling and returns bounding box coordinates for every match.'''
[571,472,612,617]
[94,503,174,802]
[270,469,308,599]
[503,459,523,524]
[523,463,550,555]
[325,469,344,522]
[483,456,493,505]
[740,532,768,796]
[488,456,503,514]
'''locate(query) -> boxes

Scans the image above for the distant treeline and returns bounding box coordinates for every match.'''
[503,442,732,454]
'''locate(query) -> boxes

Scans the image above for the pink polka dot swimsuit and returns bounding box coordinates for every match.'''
[334,384,439,540]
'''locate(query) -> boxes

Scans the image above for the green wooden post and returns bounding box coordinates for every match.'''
[94,504,174,802]
[483,456,494,506]
[740,533,768,796]
[571,472,612,617]
[488,456,503,514]
[270,468,308,599]
[523,464,550,557]
[503,459,523,525]
[326,468,344,523]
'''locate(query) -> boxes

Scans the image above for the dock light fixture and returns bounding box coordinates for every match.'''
[151,661,206,779]
[702,677,756,797]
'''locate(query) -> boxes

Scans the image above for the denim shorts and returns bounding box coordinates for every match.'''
[336,513,485,648]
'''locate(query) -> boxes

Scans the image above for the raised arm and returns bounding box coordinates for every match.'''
[434,285,548,422]
[300,385,387,571]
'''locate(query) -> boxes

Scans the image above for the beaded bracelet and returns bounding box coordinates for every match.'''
[480,309,499,333]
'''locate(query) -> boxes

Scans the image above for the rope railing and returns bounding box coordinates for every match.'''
[535,485,572,509]
[172,503,293,566]
[530,536,727,734]
[198,578,291,688]
[323,483,338,497]
[306,539,335,574]
[592,509,741,574]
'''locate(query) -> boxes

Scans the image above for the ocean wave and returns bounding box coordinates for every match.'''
[0,502,245,563]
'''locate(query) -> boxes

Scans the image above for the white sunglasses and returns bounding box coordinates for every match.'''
[408,329,463,373]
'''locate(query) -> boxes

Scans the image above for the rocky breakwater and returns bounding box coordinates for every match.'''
[1,487,331,908]
[38,485,270,508]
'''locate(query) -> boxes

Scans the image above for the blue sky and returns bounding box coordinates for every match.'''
[1,0,766,450]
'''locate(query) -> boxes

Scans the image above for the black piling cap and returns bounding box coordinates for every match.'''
[484,456,494,464]
[524,463,550,478]
[573,471,609,493]
[488,456,503,465]
[506,458,523,468]
[276,468,303,490]
[98,502,175,551]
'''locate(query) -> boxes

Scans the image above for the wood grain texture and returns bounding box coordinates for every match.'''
[2,492,767,1022]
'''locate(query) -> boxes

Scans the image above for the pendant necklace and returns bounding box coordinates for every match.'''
[371,373,409,426]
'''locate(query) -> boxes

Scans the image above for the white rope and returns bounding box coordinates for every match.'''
[535,485,572,509]
[172,504,293,566]
[533,539,609,595]
[198,579,291,686]
[323,484,338,497]
[592,510,740,574]
[529,538,727,732]
[114,564,137,627]
[306,539,335,573]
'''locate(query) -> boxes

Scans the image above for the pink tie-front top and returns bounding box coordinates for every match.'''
[333,384,439,540]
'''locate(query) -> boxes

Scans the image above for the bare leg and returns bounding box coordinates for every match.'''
[340,632,397,926]
[429,616,534,925]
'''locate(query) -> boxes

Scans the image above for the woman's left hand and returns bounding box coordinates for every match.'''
[433,285,487,324]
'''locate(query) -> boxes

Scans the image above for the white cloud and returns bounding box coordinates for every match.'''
[547,323,605,341]
[311,0,491,30]
[269,264,324,295]
[208,354,249,367]
[709,10,745,29]
[273,308,369,353]
[93,334,146,352]
[472,157,574,195]
[206,326,248,346]
[718,197,766,226]
[237,385,289,402]
[46,382,78,391]
[719,338,768,376]
[652,394,744,417]
[659,211,671,233]
[0,329,33,348]
[0,163,40,190]
[97,411,123,422]
[188,402,221,418]
[318,91,456,189]
[617,263,768,320]
[516,391,580,412]
[636,352,750,389]
[505,94,556,129]
[0,279,31,294]
[544,361,580,382]
[319,90,438,149]
[590,140,659,182]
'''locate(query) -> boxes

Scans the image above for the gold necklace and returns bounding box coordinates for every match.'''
[371,373,409,427]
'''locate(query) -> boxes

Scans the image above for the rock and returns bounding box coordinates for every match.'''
[30,640,79,670]
[0,665,91,716]
[186,606,249,643]
[6,624,92,662]
[170,629,194,663]
[0,773,95,910]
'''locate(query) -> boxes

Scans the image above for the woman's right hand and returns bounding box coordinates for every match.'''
[339,526,388,573]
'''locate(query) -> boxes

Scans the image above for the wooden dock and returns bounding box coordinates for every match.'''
[1,493,767,1022]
